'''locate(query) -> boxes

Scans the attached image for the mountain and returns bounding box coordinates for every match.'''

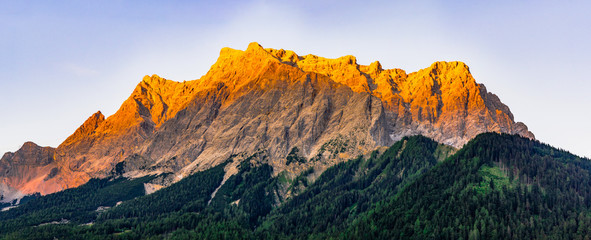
[344,133,591,239]
[0,42,533,200]
[0,135,455,238]
[0,142,56,199]
[1,133,589,239]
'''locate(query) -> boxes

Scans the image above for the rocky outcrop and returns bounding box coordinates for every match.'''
[265,48,534,146]
[0,42,534,198]
[0,142,57,198]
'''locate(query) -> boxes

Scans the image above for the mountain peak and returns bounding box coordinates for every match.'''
[232,42,274,60]
[246,42,265,52]
[21,141,40,149]
[60,111,105,148]
[193,43,533,145]
[142,74,164,84]
[428,61,470,75]
[369,61,383,73]
[92,110,105,120]
[0,43,534,198]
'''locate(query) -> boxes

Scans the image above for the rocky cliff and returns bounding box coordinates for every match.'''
[0,42,533,199]
[0,142,57,199]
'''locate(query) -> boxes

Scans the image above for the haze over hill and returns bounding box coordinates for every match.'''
[1,43,532,201]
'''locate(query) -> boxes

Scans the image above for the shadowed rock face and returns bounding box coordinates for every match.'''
[0,142,57,198]
[0,42,534,198]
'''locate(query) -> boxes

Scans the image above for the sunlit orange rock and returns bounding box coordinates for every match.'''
[0,42,534,199]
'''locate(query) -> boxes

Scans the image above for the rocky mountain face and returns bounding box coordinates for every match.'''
[0,142,56,199]
[0,42,533,199]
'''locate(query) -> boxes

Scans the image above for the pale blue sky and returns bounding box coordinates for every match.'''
[1,0,590,157]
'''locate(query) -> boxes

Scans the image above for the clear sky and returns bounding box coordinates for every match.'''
[1,0,590,158]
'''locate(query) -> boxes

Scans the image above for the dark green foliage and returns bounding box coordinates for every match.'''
[288,167,314,195]
[0,193,40,210]
[344,133,591,239]
[285,147,306,165]
[99,161,226,221]
[2,133,591,240]
[0,154,277,239]
[0,159,229,239]
[257,135,441,239]
[114,161,125,175]
[320,136,350,158]
[209,157,276,227]
[0,175,155,236]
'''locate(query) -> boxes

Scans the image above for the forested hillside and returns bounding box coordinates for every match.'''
[345,133,591,239]
[1,133,589,240]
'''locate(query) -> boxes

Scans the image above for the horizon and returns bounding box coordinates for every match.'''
[1,0,590,158]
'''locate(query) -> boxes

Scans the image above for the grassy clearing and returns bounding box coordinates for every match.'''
[433,144,456,162]
[469,163,514,195]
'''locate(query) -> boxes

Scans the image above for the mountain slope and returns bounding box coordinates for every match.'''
[256,135,452,239]
[345,133,591,239]
[0,142,56,198]
[1,42,533,199]
[1,133,589,239]
[0,135,449,239]
[0,175,154,236]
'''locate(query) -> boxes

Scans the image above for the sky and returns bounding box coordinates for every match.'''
[1,0,590,158]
